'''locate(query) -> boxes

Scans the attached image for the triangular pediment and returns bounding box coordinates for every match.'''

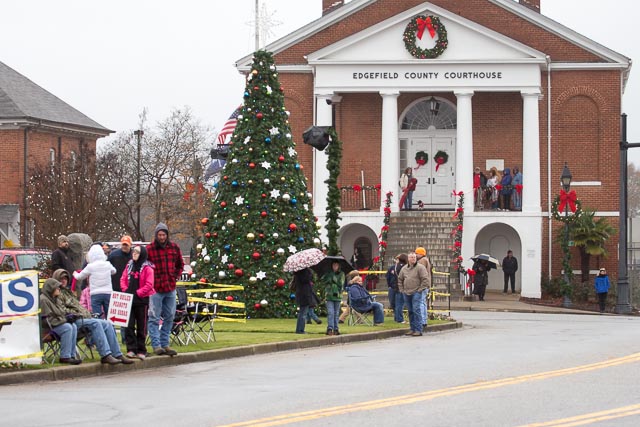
[307,3,546,64]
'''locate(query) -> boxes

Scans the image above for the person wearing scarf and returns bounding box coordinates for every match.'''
[121,245,156,359]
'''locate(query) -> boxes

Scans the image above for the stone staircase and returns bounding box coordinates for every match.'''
[378,211,461,303]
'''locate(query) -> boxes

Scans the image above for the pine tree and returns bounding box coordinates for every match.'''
[194,50,320,318]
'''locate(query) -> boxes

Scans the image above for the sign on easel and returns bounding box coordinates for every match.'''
[107,291,133,327]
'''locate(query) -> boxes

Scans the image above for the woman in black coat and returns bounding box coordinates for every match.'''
[294,268,314,334]
[472,260,491,301]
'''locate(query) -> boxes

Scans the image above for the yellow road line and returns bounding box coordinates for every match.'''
[518,403,640,427]
[216,353,640,427]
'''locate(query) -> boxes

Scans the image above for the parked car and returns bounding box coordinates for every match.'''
[0,248,51,272]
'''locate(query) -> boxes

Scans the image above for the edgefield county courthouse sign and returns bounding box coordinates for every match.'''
[315,63,541,90]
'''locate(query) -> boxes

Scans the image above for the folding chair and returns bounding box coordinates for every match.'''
[170,287,190,346]
[75,324,95,361]
[347,297,374,326]
[41,316,61,365]
[185,299,217,343]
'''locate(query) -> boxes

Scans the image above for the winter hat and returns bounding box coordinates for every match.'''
[120,235,133,246]
[58,235,69,245]
[415,247,427,257]
[155,222,169,238]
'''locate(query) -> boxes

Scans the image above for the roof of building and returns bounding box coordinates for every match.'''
[0,61,112,136]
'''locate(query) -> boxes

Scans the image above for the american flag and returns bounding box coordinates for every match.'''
[217,106,242,145]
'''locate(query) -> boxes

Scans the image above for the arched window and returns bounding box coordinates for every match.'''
[401,98,457,130]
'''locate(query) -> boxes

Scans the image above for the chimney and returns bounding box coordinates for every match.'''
[519,0,540,13]
[322,0,344,16]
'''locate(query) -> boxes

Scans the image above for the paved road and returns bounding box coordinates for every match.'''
[1,312,639,427]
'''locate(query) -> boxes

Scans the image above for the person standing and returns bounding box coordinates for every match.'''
[594,267,611,313]
[473,167,487,210]
[108,235,133,292]
[502,250,518,294]
[399,167,416,211]
[293,267,314,334]
[321,261,345,336]
[51,235,75,279]
[487,169,499,210]
[512,166,523,211]
[415,247,432,327]
[121,245,155,359]
[500,168,513,211]
[472,259,491,301]
[146,223,184,356]
[397,252,429,336]
[386,254,407,323]
[73,244,116,318]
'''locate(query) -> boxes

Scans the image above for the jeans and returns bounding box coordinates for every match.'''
[513,191,522,210]
[370,302,385,324]
[91,293,111,319]
[404,292,424,333]
[296,305,309,333]
[75,317,123,358]
[53,322,77,359]
[326,300,341,331]
[305,308,320,323]
[148,290,177,348]
[388,288,404,322]
[597,292,608,312]
[404,191,413,210]
[504,272,516,292]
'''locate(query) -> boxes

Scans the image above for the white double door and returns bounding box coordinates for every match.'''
[403,135,456,207]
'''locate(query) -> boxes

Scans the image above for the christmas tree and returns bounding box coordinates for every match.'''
[194,50,321,318]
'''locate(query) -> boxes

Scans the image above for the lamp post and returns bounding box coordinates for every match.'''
[617,114,634,313]
[561,162,572,308]
[133,129,144,240]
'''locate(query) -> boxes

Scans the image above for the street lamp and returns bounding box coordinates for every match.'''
[617,114,634,313]
[133,129,144,240]
[561,162,572,308]
[428,96,440,116]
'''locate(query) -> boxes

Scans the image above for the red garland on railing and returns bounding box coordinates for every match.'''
[450,190,465,272]
[372,191,393,272]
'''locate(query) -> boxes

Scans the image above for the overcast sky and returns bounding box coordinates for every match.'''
[1,0,638,162]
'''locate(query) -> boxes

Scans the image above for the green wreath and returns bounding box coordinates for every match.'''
[403,15,448,59]
[551,195,583,223]
[415,151,429,166]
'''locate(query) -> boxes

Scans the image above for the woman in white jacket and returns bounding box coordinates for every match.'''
[73,244,116,318]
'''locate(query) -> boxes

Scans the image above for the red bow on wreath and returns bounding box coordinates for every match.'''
[435,156,446,171]
[559,189,578,213]
[416,16,436,40]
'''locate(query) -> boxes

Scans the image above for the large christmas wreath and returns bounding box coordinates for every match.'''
[403,15,448,59]
[415,151,429,167]
[433,150,449,172]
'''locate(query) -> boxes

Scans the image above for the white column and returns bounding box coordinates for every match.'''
[455,91,474,210]
[313,94,333,217]
[522,91,542,213]
[380,91,400,213]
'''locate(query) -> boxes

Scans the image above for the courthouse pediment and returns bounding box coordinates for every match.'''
[307,3,545,64]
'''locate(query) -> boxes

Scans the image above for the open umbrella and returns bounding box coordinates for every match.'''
[471,253,500,269]
[283,248,325,273]
[311,255,355,277]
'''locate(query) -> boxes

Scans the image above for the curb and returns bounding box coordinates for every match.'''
[0,321,463,386]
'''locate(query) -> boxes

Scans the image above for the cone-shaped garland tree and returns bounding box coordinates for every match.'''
[194,50,320,318]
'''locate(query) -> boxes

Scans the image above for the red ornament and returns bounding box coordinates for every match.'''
[276,278,286,287]
[199,278,207,283]
[223,176,228,180]
[252,252,261,260]
[249,162,256,169]
[225,295,234,301]
[213,232,218,238]
[201,218,208,225]
[253,86,259,90]
[205,232,211,238]
[259,233,264,239]
[254,303,261,309]
[228,263,235,269]
[220,201,227,208]
[261,193,267,198]
[278,155,285,162]
[234,269,244,277]
[261,211,267,217]
[289,223,297,231]
[256,112,263,119]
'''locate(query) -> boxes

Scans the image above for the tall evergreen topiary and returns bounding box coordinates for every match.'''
[194,50,320,318]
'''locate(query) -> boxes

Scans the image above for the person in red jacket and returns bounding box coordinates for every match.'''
[121,245,156,360]
[146,223,184,356]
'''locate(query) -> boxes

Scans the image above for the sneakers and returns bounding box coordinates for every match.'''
[163,347,178,356]
[59,357,82,365]
[117,355,135,365]
[411,331,423,337]
[153,347,167,356]
[333,330,340,336]
[101,354,122,365]
[326,330,334,336]
[404,330,414,336]
[137,353,147,360]
[126,351,136,358]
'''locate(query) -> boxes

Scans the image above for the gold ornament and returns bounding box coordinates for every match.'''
[247,233,255,241]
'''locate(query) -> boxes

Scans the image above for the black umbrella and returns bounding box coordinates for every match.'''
[302,126,331,151]
[471,253,500,269]
[311,255,355,277]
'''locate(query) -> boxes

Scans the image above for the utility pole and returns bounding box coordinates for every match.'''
[133,129,144,240]
[255,0,260,50]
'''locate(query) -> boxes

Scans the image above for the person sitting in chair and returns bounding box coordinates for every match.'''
[347,275,384,325]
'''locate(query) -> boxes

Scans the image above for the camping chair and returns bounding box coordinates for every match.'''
[170,287,189,346]
[41,316,61,365]
[347,296,374,326]
[185,297,217,343]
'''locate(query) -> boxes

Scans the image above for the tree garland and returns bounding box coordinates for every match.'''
[372,191,393,271]
[324,127,342,256]
[450,191,465,272]
[403,15,448,59]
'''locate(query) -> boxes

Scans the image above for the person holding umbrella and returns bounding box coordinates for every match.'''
[293,268,314,334]
[472,259,492,301]
[321,261,345,335]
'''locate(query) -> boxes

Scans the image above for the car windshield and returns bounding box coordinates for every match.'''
[16,253,48,270]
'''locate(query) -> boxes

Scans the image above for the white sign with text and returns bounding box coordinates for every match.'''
[107,291,133,327]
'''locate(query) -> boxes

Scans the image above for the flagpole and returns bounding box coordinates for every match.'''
[255,0,260,50]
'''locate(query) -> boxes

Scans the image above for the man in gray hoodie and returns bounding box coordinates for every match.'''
[397,252,429,336]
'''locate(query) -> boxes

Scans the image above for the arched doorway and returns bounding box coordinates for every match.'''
[339,223,378,269]
[399,97,457,209]
[474,223,522,292]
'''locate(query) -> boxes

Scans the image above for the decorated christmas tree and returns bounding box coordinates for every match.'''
[194,50,320,318]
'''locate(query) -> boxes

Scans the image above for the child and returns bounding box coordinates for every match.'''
[73,244,116,318]
[120,245,156,359]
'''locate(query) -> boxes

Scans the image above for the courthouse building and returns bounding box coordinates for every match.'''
[236,0,631,297]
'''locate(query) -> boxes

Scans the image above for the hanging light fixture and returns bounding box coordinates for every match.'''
[429,96,440,116]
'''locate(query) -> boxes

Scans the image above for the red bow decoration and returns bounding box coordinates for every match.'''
[495,184,503,191]
[515,184,523,194]
[559,189,578,213]
[416,16,436,40]
[435,156,446,172]
[353,184,362,192]
[384,207,392,215]
[452,190,464,197]
[467,269,476,276]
